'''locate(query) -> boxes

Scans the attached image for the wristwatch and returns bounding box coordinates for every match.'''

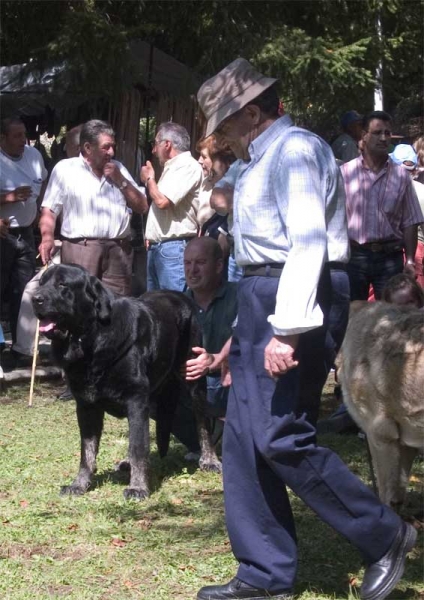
[119,180,128,191]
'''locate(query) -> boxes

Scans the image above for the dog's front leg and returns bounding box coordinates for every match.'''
[192,382,222,474]
[124,399,150,500]
[61,403,104,496]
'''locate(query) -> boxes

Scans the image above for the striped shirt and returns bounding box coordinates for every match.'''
[233,115,350,336]
[341,156,423,244]
[42,155,141,239]
[145,151,202,243]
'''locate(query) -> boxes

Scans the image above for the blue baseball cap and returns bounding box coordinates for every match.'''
[341,110,363,129]
[389,144,418,170]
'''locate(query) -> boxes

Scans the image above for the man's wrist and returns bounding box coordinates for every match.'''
[146,176,155,184]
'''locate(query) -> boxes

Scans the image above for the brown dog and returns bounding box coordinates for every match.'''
[336,301,424,511]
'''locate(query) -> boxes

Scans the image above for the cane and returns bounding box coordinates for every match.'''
[28,261,49,407]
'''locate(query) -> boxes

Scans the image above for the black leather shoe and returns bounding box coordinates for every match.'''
[197,577,293,599]
[360,522,417,600]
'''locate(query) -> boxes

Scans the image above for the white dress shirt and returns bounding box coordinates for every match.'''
[42,155,142,239]
[145,151,202,243]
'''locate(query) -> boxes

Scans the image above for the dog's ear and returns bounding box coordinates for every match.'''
[87,276,112,324]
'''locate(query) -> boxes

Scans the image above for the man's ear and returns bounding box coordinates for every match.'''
[82,141,91,156]
[245,104,262,126]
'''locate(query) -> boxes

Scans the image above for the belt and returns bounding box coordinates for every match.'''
[243,263,285,277]
[327,261,347,270]
[350,240,403,254]
[149,236,196,246]
[61,236,130,244]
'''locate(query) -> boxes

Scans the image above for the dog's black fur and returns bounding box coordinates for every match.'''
[32,264,221,500]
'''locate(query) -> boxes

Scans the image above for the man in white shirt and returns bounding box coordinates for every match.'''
[140,122,202,291]
[195,58,415,600]
[39,119,148,296]
[0,116,48,343]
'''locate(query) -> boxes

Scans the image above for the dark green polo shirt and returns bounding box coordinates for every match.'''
[185,282,238,353]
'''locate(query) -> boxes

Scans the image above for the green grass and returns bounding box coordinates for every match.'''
[0,379,422,600]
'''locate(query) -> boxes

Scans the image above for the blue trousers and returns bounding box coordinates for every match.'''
[223,275,401,591]
[147,240,188,291]
[0,227,36,343]
[347,247,404,300]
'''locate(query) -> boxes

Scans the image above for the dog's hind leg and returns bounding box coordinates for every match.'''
[191,380,222,474]
[396,444,418,511]
[366,415,406,510]
[61,403,104,496]
[124,399,150,500]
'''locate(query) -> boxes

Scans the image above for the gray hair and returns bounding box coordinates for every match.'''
[156,122,190,152]
[80,119,115,150]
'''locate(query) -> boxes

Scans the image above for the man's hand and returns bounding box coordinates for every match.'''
[0,218,10,238]
[103,162,124,187]
[140,161,155,184]
[39,238,55,265]
[264,335,299,378]
[184,346,214,381]
[1,186,32,204]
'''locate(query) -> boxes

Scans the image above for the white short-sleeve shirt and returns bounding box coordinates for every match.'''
[0,145,48,227]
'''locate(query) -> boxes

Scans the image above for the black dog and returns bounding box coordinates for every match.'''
[32,264,221,500]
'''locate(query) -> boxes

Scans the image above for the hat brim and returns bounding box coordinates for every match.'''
[204,75,277,138]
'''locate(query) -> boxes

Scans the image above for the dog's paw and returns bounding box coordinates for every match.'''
[123,487,149,501]
[199,458,222,474]
[115,459,131,472]
[60,484,87,496]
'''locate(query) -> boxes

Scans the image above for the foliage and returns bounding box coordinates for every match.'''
[0,379,422,599]
[0,0,422,134]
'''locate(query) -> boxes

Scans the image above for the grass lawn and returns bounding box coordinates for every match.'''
[0,378,422,600]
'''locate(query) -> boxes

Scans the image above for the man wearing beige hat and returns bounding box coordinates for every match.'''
[195,58,416,600]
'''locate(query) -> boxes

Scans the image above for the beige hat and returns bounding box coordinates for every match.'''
[197,58,278,138]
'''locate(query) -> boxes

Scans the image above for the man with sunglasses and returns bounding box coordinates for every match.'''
[140,122,202,291]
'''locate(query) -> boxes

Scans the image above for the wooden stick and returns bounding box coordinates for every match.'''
[28,263,49,407]
[28,318,40,407]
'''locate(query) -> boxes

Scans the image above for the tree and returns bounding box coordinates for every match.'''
[1,0,422,136]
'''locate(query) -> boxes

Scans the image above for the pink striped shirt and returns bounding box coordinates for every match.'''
[341,156,423,244]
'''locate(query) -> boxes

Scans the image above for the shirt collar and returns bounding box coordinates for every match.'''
[248,114,294,161]
[164,151,191,168]
[186,281,228,307]
[360,155,390,173]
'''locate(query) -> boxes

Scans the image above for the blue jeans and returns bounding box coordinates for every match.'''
[228,254,244,282]
[147,240,188,291]
[347,247,404,300]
